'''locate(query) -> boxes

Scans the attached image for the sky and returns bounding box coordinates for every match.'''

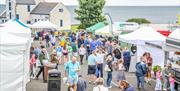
[0,0,180,6]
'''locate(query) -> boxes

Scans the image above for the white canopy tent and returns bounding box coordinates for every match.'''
[0,19,31,91]
[119,26,166,45]
[2,19,31,38]
[95,25,122,36]
[29,20,58,29]
[119,26,166,72]
[169,28,180,39]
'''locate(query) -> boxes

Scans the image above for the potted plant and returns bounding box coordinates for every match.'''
[153,65,160,78]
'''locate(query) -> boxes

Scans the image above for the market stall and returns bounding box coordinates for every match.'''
[162,28,180,90]
[95,25,122,36]
[119,26,166,72]
[29,20,58,30]
[0,19,31,91]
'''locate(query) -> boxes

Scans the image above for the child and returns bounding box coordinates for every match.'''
[169,73,175,91]
[30,54,36,78]
[155,66,162,91]
[116,59,126,85]
[56,46,62,64]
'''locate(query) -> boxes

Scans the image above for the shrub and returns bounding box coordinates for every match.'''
[126,18,151,24]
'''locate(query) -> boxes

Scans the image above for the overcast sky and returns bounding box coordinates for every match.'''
[0,0,180,6]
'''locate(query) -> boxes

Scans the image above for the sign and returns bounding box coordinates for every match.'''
[178,14,180,26]
[114,22,139,31]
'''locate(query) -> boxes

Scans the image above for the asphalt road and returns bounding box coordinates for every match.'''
[27,40,156,91]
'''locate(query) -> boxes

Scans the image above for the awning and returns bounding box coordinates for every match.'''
[157,30,171,37]
[163,45,180,52]
[86,22,106,33]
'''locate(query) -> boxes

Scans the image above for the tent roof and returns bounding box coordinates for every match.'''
[119,26,166,45]
[86,22,106,33]
[2,19,31,38]
[30,20,58,29]
[169,29,180,40]
[0,30,27,45]
[95,25,122,36]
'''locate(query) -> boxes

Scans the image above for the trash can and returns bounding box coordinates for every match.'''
[48,69,61,91]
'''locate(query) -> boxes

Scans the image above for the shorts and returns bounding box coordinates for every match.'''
[88,65,96,75]
[73,52,78,56]
[68,77,78,85]
[57,52,62,57]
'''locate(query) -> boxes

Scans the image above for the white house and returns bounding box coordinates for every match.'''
[0,4,7,23]
[3,0,45,24]
[14,0,36,24]
[30,2,71,30]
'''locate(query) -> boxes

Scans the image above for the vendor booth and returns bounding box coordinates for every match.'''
[29,20,58,29]
[0,19,31,91]
[119,26,166,72]
[163,28,180,90]
[95,25,122,36]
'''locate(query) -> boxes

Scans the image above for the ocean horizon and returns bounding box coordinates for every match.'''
[67,6,180,24]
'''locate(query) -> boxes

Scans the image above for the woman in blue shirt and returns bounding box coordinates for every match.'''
[87,51,97,84]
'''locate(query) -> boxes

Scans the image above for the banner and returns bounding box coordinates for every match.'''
[178,14,180,26]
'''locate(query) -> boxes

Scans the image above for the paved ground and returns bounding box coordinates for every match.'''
[27,40,156,91]
[26,62,156,91]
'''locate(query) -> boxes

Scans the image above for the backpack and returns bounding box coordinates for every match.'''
[114,49,121,59]
[72,43,77,52]
[56,47,62,52]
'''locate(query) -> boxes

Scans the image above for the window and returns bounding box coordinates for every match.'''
[27,5,31,12]
[27,21,31,24]
[60,19,63,27]
[9,2,11,10]
[9,6,12,10]
[35,19,37,22]
[2,20,5,23]
[9,2,11,6]
[38,19,40,21]
[16,14,19,19]
[9,12,11,19]
[59,8,63,12]
[45,17,49,20]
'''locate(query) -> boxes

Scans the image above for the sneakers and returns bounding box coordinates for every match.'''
[108,86,112,89]
[33,77,39,80]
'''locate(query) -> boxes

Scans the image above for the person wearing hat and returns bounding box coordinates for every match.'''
[162,63,173,90]
[50,50,59,69]
[93,78,108,91]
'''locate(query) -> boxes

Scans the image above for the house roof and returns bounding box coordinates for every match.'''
[30,3,58,15]
[0,4,6,18]
[0,11,6,18]
[0,4,6,14]
[16,0,36,5]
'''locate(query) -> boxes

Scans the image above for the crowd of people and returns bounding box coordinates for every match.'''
[29,30,175,91]
[135,52,175,91]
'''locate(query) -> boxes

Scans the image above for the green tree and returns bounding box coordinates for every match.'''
[126,18,151,24]
[75,0,106,29]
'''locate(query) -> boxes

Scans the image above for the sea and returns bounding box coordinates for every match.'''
[66,6,180,24]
